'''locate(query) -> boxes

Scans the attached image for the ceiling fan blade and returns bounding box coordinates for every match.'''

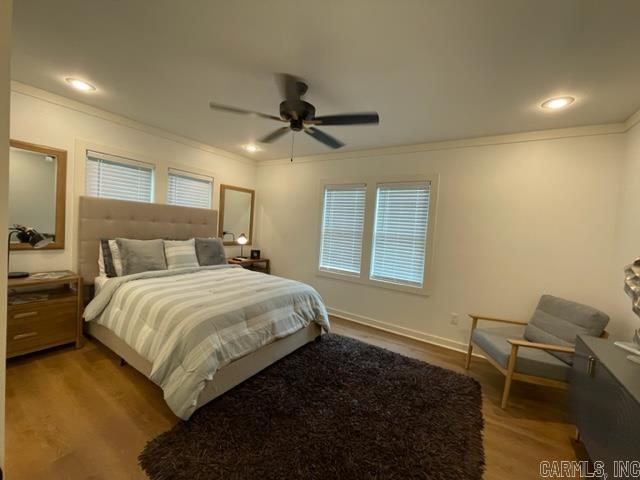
[258,126,290,143]
[312,112,380,126]
[277,73,306,105]
[304,127,345,149]
[209,102,284,122]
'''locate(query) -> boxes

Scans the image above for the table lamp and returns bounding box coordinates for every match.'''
[236,233,248,259]
[8,225,53,278]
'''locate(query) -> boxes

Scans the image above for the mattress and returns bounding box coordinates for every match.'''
[84,265,329,419]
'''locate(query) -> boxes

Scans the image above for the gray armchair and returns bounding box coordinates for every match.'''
[465,295,609,408]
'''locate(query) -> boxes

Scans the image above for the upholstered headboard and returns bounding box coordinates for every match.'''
[77,196,218,284]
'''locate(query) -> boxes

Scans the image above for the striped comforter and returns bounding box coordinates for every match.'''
[84,265,329,419]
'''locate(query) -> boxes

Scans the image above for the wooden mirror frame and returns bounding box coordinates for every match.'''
[219,184,255,246]
[9,140,67,250]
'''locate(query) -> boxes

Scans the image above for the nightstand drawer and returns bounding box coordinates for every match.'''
[7,300,77,357]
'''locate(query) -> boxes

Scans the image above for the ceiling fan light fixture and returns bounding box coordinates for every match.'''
[65,77,96,92]
[541,96,575,110]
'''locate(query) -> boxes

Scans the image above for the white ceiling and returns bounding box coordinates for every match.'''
[11,0,640,160]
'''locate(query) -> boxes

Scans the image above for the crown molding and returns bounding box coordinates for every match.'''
[10,80,256,167]
[258,121,629,167]
[624,107,640,132]
[15,80,637,169]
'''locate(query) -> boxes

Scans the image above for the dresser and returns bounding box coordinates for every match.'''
[7,271,83,358]
[570,335,640,477]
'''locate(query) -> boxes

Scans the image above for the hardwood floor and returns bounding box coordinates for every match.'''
[6,316,578,479]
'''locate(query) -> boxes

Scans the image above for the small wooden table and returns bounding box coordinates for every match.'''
[7,270,83,358]
[227,257,271,274]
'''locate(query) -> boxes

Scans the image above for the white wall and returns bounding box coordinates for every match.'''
[9,85,258,273]
[610,119,640,338]
[8,80,639,351]
[257,131,626,348]
[0,0,12,468]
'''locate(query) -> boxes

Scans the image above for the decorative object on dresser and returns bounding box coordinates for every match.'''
[250,249,260,259]
[228,257,270,274]
[7,225,53,278]
[466,295,609,408]
[616,258,640,362]
[570,335,640,478]
[7,270,83,358]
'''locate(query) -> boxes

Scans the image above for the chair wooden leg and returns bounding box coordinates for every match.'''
[501,374,513,409]
[465,343,473,370]
[465,317,478,370]
[501,344,519,409]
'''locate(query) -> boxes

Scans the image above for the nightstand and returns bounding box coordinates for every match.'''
[227,257,271,274]
[7,270,83,358]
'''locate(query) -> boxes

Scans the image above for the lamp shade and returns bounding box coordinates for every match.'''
[17,226,53,249]
[237,233,248,245]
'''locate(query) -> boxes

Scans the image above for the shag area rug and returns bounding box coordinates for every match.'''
[139,334,484,480]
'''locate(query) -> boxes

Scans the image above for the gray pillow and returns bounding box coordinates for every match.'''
[524,295,609,364]
[116,238,167,275]
[100,239,117,278]
[195,238,227,266]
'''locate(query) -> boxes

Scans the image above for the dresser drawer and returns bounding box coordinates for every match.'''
[7,297,78,357]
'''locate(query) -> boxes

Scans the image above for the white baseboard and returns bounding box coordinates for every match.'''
[326,306,483,357]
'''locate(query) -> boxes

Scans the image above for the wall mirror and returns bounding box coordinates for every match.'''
[219,184,255,246]
[9,140,67,250]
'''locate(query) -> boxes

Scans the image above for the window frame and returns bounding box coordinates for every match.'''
[167,167,214,209]
[316,174,438,296]
[76,141,220,213]
[85,149,156,203]
[318,182,368,277]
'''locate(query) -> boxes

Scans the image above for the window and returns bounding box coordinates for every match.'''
[317,176,437,295]
[85,150,153,203]
[319,184,366,276]
[370,182,431,287]
[167,169,213,209]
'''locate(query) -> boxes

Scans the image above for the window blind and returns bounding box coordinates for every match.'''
[370,182,431,287]
[85,151,153,203]
[319,184,366,276]
[167,169,212,209]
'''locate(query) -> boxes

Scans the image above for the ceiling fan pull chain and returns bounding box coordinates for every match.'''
[290,131,295,162]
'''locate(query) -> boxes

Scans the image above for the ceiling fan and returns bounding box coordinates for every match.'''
[209,74,380,150]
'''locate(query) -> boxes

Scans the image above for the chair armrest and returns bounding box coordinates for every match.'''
[507,339,575,354]
[468,314,527,326]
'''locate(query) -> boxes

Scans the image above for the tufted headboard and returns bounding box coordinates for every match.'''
[77,196,218,284]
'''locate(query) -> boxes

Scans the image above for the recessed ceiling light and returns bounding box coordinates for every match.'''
[244,144,259,153]
[541,96,575,110]
[65,77,96,92]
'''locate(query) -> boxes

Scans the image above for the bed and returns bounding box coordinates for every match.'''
[78,196,329,419]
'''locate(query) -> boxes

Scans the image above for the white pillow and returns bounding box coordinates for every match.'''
[164,239,199,270]
[98,244,106,276]
[109,239,124,276]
